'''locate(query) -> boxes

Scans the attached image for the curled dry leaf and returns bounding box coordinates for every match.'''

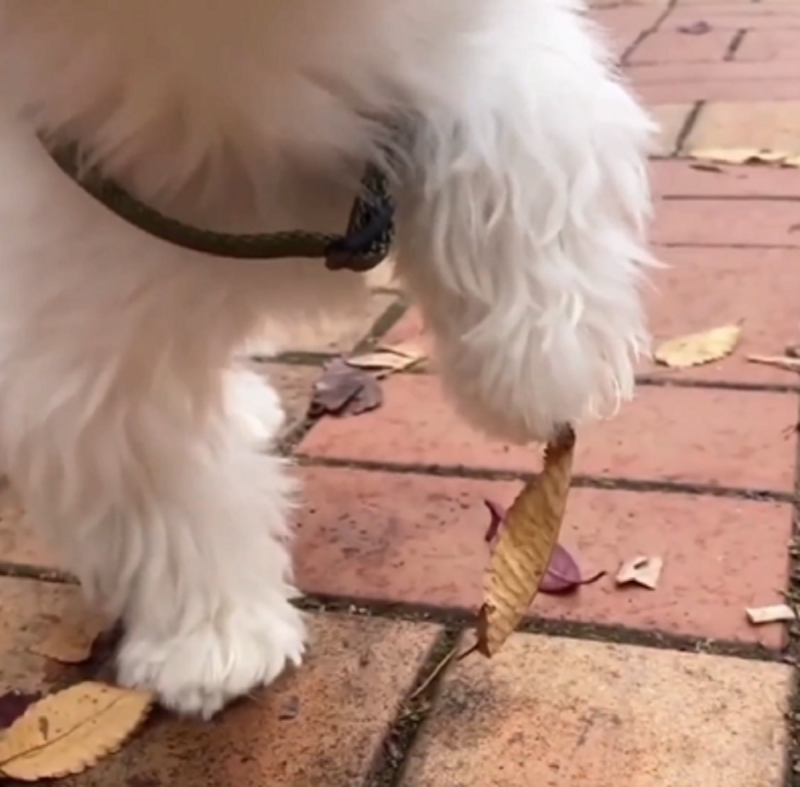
[477,427,575,657]
[483,500,604,594]
[346,342,427,378]
[615,555,663,590]
[654,324,741,369]
[310,358,383,418]
[746,604,796,625]
[0,682,154,782]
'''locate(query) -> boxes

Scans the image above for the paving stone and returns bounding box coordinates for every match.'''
[629,29,738,63]
[736,29,800,61]
[650,103,695,155]
[652,158,800,199]
[32,611,438,787]
[652,198,800,246]
[402,633,791,787]
[683,100,800,155]
[299,375,797,492]
[643,246,800,386]
[666,2,800,30]
[295,466,793,645]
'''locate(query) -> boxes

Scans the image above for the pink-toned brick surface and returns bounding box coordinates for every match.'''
[299,376,797,492]
[296,467,792,646]
[652,198,800,246]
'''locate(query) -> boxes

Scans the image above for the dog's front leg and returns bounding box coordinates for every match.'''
[395,9,657,445]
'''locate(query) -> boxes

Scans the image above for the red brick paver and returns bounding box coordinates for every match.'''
[1,1,799,786]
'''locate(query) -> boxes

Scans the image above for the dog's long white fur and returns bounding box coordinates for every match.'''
[0,0,655,717]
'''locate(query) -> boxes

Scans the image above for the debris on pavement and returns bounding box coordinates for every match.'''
[654,324,741,369]
[346,341,427,378]
[0,682,154,782]
[477,427,575,658]
[310,357,383,417]
[687,148,800,168]
[677,20,711,35]
[483,501,604,594]
[746,604,796,626]
[615,556,663,590]
[27,616,104,666]
[746,354,800,373]
[0,692,41,732]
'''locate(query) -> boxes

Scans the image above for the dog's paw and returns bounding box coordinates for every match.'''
[117,599,305,719]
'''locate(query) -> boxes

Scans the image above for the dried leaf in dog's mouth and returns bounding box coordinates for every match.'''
[477,427,575,657]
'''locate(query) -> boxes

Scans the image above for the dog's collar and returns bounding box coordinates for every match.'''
[43,138,395,273]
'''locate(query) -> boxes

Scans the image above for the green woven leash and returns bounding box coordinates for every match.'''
[46,141,395,273]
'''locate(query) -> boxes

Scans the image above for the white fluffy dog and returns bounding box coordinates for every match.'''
[0,0,655,717]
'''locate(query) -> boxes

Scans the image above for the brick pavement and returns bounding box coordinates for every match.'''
[2,1,800,785]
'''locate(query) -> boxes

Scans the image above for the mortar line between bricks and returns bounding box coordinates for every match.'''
[260,351,800,394]
[783,390,800,787]
[298,594,786,664]
[724,29,747,61]
[363,626,463,787]
[660,194,800,203]
[619,0,677,64]
[673,100,704,156]
[294,454,796,503]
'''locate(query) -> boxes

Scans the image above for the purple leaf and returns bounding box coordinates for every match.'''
[483,499,506,545]
[539,544,607,594]
[310,358,383,418]
[0,690,41,731]
[482,499,605,595]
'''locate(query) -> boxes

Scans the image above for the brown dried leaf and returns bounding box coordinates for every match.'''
[615,555,663,590]
[746,604,796,625]
[654,324,741,369]
[477,427,575,657]
[0,682,154,781]
[28,615,105,665]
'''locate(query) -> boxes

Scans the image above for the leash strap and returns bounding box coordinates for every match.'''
[46,140,395,273]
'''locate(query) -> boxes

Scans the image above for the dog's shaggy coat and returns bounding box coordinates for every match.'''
[0,0,655,716]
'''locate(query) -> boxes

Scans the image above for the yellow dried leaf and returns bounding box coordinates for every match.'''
[0,682,154,781]
[688,148,800,166]
[654,324,741,369]
[477,427,575,657]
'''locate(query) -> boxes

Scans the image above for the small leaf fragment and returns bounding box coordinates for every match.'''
[0,682,154,781]
[310,358,383,417]
[478,427,575,657]
[746,604,796,625]
[654,324,741,369]
[746,354,800,373]
[615,556,663,590]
